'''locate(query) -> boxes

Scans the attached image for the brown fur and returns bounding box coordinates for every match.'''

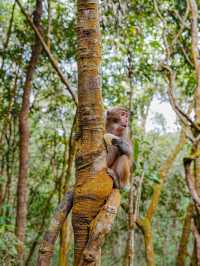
[104,107,132,189]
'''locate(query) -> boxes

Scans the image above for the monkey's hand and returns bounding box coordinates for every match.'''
[111,138,131,156]
[104,133,120,146]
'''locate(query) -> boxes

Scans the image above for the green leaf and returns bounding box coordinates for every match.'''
[149,174,160,183]
[133,139,139,162]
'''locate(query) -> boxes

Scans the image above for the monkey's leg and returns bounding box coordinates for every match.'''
[107,168,120,189]
[112,155,130,190]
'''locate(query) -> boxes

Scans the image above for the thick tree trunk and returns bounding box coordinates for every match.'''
[15,0,43,263]
[72,1,114,265]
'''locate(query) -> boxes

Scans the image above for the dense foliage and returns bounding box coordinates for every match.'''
[0,0,197,265]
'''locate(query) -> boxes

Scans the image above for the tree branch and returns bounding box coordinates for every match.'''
[164,65,199,130]
[37,191,73,266]
[79,189,121,265]
[146,129,187,220]
[183,157,200,208]
[176,203,193,266]
[171,1,190,48]
[192,219,200,266]
[189,0,200,124]
[16,0,78,105]
[189,0,200,83]
[154,1,198,132]
[178,42,194,67]
[47,0,52,49]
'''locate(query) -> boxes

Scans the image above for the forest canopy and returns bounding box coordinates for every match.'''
[0,0,200,265]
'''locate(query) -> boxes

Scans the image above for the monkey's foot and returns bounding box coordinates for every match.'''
[107,168,120,189]
[104,133,120,146]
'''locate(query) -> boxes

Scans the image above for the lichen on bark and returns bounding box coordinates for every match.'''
[72,1,116,265]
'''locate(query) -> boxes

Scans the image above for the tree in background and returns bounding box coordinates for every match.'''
[16,0,43,263]
[1,0,199,265]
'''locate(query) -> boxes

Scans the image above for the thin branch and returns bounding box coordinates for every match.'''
[183,157,200,208]
[37,191,73,266]
[47,0,52,49]
[153,0,164,21]
[171,1,190,48]
[146,129,187,220]
[189,0,200,123]
[154,1,199,133]
[178,42,194,67]
[16,0,78,105]
[0,0,16,70]
[192,220,200,266]
[135,172,144,221]
[164,65,199,130]
[174,8,190,29]
[25,178,59,266]
[189,0,200,83]
[176,203,193,266]
[154,0,189,54]
[194,134,200,145]
[179,102,195,142]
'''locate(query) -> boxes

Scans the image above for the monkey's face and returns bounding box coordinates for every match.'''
[106,108,129,137]
[119,110,129,128]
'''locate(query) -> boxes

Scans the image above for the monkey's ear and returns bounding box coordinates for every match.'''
[106,110,110,116]
[105,110,110,121]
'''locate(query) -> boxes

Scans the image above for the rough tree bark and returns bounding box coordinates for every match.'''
[176,203,193,266]
[37,191,73,266]
[72,1,120,265]
[189,0,200,206]
[189,1,200,264]
[36,2,120,265]
[59,113,77,266]
[15,0,43,263]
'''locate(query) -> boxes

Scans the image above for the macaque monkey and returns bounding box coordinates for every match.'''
[104,107,133,190]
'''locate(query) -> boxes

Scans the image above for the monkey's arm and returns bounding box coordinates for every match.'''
[106,145,119,167]
[111,138,132,157]
[104,133,132,157]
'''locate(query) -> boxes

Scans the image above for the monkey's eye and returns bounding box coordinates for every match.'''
[121,111,127,116]
[113,118,119,123]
